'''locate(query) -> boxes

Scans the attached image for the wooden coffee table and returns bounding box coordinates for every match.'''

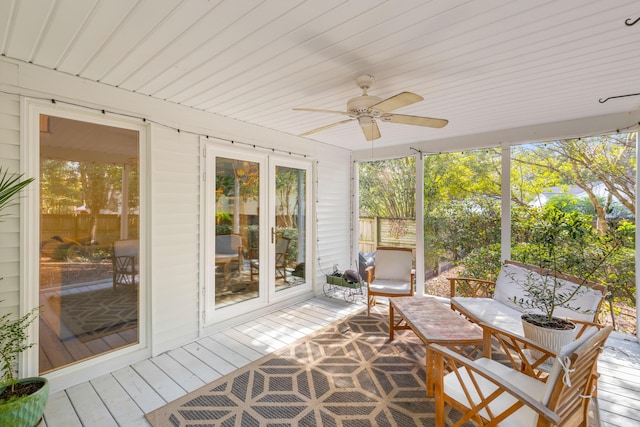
[389,296,487,396]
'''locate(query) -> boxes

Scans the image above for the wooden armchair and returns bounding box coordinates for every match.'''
[275,235,291,284]
[365,247,415,316]
[215,234,244,271]
[112,239,139,289]
[430,325,612,426]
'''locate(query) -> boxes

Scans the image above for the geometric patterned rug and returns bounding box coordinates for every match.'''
[145,305,472,427]
[48,286,138,342]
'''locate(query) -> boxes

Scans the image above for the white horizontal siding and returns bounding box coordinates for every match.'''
[149,126,200,355]
[314,148,352,285]
[0,92,21,319]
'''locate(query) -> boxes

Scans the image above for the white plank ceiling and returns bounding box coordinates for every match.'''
[1,0,639,152]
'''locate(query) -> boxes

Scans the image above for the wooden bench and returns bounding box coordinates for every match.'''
[448,260,606,339]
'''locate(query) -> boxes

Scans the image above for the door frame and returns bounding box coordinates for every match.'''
[201,140,314,326]
[20,98,150,388]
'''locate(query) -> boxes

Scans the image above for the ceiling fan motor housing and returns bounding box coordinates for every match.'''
[347,95,382,115]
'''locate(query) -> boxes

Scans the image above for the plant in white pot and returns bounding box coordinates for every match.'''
[0,168,49,426]
[510,206,624,352]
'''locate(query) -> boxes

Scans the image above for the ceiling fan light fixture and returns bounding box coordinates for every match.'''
[358,116,373,126]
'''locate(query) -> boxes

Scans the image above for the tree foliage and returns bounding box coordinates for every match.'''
[359,157,416,218]
[358,132,636,314]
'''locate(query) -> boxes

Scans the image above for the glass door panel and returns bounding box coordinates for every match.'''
[274,165,307,291]
[38,114,140,374]
[214,157,261,308]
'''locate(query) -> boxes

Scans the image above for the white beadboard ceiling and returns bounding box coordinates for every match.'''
[1,0,639,152]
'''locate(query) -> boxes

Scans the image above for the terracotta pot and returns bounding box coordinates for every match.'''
[0,377,49,427]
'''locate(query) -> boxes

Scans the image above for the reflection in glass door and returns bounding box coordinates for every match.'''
[214,157,261,308]
[274,165,307,291]
[207,149,311,317]
[38,114,140,374]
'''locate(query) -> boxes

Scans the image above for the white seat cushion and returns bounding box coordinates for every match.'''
[368,279,412,295]
[452,297,524,336]
[444,358,548,427]
[494,263,533,311]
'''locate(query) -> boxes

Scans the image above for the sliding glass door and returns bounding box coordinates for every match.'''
[38,114,141,374]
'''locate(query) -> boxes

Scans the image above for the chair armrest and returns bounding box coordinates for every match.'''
[429,343,560,425]
[566,318,603,339]
[365,265,375,284]
[480,322,556,379]
[448,277,496,298]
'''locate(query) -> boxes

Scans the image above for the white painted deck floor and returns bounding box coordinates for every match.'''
[40,295,640,427]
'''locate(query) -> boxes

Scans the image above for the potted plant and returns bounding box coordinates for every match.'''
[510,206,623,352]
[0,168,49,426]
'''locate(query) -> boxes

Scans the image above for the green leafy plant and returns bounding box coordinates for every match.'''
[510,206,624,324]
[0,304,39,397]
[0,168,34,222]
[0,168,40,399]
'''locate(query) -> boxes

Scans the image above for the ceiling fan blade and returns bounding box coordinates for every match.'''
[293,108,351,115]
[359,119,381,141]
[386,113,448,128]
[370,92,423,112]
[299,119,353,136]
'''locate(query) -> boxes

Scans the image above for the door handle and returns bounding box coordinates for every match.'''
[271,227,275,244]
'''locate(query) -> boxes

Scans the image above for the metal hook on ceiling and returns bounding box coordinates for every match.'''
[598,92,640,103]
[625,17,640,26]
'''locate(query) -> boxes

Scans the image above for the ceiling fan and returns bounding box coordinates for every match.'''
[294,74,448,141]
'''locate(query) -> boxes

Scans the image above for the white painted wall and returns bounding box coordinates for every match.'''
[0,57,352,389]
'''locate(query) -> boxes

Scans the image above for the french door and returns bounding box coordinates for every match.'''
[204,144,312,323]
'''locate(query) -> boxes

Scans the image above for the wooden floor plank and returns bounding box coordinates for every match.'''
[43,391,83,427]
[260,315,310,341]
[130,359,185,403]
[226,323,280,354]
[65,382,118,427]
[241,319,299,348]
[208,331,263,362]
[91,374,148,427]
[111,366,167,413]
[150,353,206,393]
[195,336,253,368]
[181,341,237,376]
[165,347,222,383]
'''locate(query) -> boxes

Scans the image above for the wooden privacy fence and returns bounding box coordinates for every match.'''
[41,214,139,246]
[359,217,416,253]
